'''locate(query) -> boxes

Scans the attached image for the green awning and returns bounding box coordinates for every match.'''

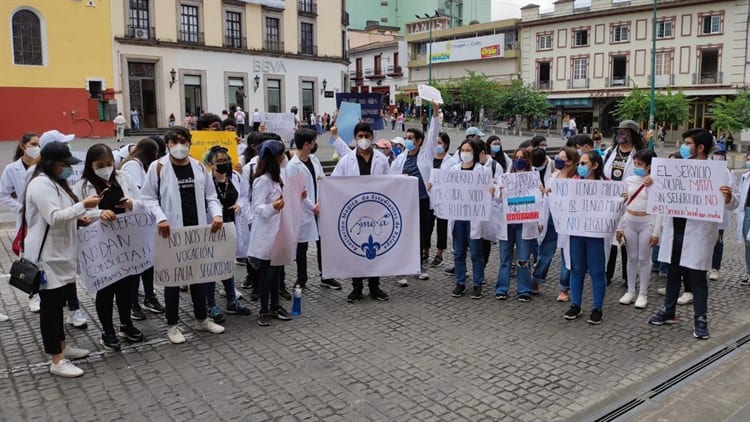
[548,98,592,107]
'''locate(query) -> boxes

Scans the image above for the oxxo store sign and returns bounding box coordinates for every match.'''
[430,33,505,64]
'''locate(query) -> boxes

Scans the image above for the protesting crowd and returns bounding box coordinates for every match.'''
[0,100,747,379]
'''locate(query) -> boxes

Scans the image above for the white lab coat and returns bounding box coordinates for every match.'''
[74,171,146,222]
[285,154,325,242]
[209,170,249,258]
[0,158,30,230]
[140,156,222,227]
[114,144,136,167]
[24,174,87,290]
[536,158,555,241]
[390,116,440,181]
[120,159,147,189]
[654,167,738,271]
[331,148,390,177]
[240,156,259,225]
[602,146,636,181]
[246,173,284,260]
[331,136,353,159]
[734,171,750,242]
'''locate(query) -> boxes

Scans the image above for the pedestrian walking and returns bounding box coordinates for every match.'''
[113,113,126,143]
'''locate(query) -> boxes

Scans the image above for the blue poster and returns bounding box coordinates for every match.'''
[336,93,384,130]
[335,102,361,144]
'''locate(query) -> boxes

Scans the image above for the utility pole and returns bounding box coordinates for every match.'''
[648,0,657,151]
[416,10,440,118]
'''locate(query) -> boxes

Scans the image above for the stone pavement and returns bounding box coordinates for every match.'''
[1,212,750,421]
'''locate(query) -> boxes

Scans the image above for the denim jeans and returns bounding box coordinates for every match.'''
[495,224,534,296]
[453,220,484,286]
[569,236,607,310]
[744,207,750,276]
[559,249,570,291]
[204,278,237,308]
[711,229,724,270]
[651,246,669,275]
[663,231,708,319]
[533,215,558,283]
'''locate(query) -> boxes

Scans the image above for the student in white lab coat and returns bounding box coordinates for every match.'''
[240,132,261,295]
[735,152,750,286]
[140,126,226,344]
[426,132,453,267]
[331,122,391,302]
[649,129,738,340]
[287,128,342,290]
[0,133,41,232]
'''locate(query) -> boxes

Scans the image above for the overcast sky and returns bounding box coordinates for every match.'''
[491,0,592,19]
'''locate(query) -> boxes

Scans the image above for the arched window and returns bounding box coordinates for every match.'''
[12,10,43,65]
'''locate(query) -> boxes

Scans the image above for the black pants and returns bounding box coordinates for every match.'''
[164,284,207,326]
[606,244,628,281]
[295,239,326,286]
[352,277,380,290]
[418,198,431,253]
[63,282,79,311]
[257,259,281,313]
[428,210,448,251]
[96,275,135,335]
[132,266,156,310]
[236,124,245,138]
[39,285,68,355]
[253,122,261,132]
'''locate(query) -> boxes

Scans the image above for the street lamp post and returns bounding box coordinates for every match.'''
[416,10,440,118]
[648,0,657,151]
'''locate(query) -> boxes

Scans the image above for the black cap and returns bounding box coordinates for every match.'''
[40,141,81,165]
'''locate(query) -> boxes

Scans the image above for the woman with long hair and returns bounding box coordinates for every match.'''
[0,133,41,231]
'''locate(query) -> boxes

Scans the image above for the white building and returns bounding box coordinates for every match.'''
[347,39,409,105]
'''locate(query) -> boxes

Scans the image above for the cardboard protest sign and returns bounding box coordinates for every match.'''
[647,158,727,223]
[270,173,306,265]
[418,84,444,104]
[77,211,156,294]
[189,131,240,165]
[501,172,542,223]
[431,169,493,221]
[335,102,362,144]
[153,223,237,287]
[549,179,625,238]
[262,113,296,143]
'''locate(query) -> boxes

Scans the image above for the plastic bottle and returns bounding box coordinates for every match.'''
[291,284,302,316]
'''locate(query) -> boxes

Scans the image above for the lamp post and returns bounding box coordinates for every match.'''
[416,10,440,118]
[648,0,657,151]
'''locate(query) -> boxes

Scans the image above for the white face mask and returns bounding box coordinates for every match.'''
[25,146,40,159]
[357,138,372,150]
[94,166,114,180]
[169,144,190,160]
[460,151,474,163]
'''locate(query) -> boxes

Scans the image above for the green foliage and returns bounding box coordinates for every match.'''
[614,83,691,128]
[710,88,750,137]
[613,83,650,123]
[495,79,549,121]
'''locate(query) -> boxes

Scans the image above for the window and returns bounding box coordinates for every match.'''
[573,30,588,47]
[538,34,552,50]
[184,74,202,115]
[129,0,149,29]
[655,52,672,75]
[573,58,587,79]
[87,80,103,99]
[225,11,242,48]
[267,79,281,112]
[611,55,627,86]
[374,55,382,75]
[380,17,388,23]
[265,17,281,51]
[699,49,719,83]
[702,15,721,34]
[302,81,314,117]
[612,25,628,43]
[228,77,245,109]
[537,62,551,89]
[179,4,200,43]
[656,20,673,38]
[12,10,43,65]
[300,22,314,55]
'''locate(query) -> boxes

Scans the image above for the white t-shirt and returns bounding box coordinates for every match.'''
[234,111,245,124]
[569,119,577,130]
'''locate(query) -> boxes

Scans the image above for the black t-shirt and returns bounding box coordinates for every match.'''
[673,217,687,236]
[173,163,198,226]
[539,167,548,188]
[745,182,750,208]
[214,177,238,223]
[98,182,125,214]
[610,148,631,181]
[433,157,444,169]
[302,157,317,199]
[357,153,373,176]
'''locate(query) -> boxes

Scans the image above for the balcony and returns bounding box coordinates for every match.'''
[648,74,674,87]
[693,71,722,84]
[224,36,246,49]
[299,43,317,56]
[536,80,553,90]
[367,66,386,80]
[387,65,403,77]
[298,1,317,16]
[179,30,204,45]
[126,25,156,40]
[606,76,630,88]
[354,71,364,81]
[567,78,590,89]
[263,39,284,52]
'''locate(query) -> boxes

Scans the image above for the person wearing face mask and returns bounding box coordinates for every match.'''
[140,126,226,344]
[426,132,453,268]
[25,141,103,377]
[486,135,512,174]
[75,144,147,351]
[529,147,556,294]
[735,152,750,286]
[649,129,738,340]
[331,122,391,303]
[287,129,342,292]
[615,150,657,310]
[708,145,729,282]
[1,133,41,234]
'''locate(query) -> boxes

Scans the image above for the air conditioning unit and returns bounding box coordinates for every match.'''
[134,28,149,39]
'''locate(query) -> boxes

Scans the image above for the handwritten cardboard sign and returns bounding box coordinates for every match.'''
[501,172,542,223]
[153,223,237,287]
[189,131,240,165]
[647,158,727,222]
[418,84,444,104]
[549,179,625,238]
[77,211,156,294]
[431,169,493,221]
[262,113,296,143]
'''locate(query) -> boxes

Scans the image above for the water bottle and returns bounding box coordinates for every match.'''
[291,284,302,316]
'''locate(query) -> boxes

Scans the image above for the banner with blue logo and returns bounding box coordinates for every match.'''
[319,176,420,279]
[335,93,384,130]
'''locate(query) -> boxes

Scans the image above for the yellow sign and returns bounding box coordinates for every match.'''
[189,131,240,165]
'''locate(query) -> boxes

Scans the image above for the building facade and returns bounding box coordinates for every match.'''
[347,37,408,106]
[0,0,116,140]
[112,0,348,129]
[519,0,749,135]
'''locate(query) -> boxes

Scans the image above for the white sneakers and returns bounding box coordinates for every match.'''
[619,292,636,305]
[62,345,90,360]
[395,278,408,287]
[708,269,719,281]
[167,325,186,344]
[657,287,666,296]
[677,292,693,305]
[0,313,9,322]
[66,309,88,328]
[49,359,84,378]
[29,294,40,313]
[619,292,647,309]
[195,319,225,334]
[634,295,648,309]
[417,268,429,280]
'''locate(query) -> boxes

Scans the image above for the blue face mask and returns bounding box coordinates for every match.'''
[577,164,590,178]
[680,144,692,159]
[393,146,403,156]
[633,167,646,177]
[554,158,566,170]
[58,166,73,180]
[435,145,445,155]
[491,145,502,154]
[513,159,527,171]
[405,139,416,151]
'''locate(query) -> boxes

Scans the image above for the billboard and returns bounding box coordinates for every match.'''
[429,33,505,64]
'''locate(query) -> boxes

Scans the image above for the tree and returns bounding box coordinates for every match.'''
[654,88,691,130]
[613,83,650,123]
[710,88,750,138]
[455,71,500,122]
[494,79,549,127]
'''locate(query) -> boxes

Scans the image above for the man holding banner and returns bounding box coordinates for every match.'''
[141,126,226,344]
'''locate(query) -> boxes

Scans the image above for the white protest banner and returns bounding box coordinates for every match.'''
[319,175,420,279]
[77,211,156,294]
[270,173,305,265]
[501,172,542,223]
[153,223,237,287]
[647,158,727,223]
[549,179,625,238]
[418,84,444,104]
[431,169,493,221]
[262,113,296,143]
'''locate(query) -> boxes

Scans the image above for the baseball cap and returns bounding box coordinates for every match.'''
[617,120,640,133]
[465,127,485,137]
[391,136,405,145]
[40,141,81,165]
[39,130,75,148]
[258,140,285,158]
